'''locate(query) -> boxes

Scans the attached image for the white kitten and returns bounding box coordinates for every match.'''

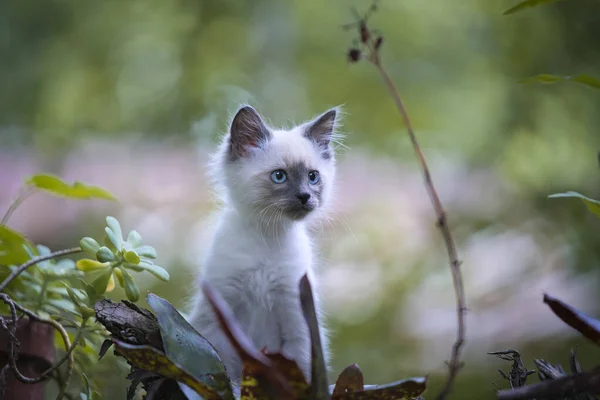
[186,105,341,387]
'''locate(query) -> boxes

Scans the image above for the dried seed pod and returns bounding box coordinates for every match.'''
[374,36,383,50]
[348,48,361,63]
[360,22,370,43]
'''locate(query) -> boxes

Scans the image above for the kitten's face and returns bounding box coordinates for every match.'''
[218,106,339,223]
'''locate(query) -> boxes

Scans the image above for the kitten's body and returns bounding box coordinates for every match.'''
[186,106,340,386]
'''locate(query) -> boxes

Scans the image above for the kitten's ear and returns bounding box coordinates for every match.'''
[304,108,338,159]
[228,106,271,159]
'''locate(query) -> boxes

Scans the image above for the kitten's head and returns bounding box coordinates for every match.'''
[212,105,341,223]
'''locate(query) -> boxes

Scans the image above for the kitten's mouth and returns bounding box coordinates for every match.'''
[285,204,315,220]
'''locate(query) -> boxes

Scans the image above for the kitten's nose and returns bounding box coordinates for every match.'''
[297,193,311,205]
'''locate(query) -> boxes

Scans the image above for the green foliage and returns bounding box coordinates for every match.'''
[77,216,170,302]
[147,293,234,400]
[26,174,116,201]
[0,225,31,266]
[548,191,600,219]
[112,339,224,399]
[522,74,600,90]
[503,0,565,15]
[0,173,167,399]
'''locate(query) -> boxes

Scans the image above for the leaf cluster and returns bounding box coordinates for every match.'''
[0,173,169,399]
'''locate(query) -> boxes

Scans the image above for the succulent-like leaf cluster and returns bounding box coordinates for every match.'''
[78,216,169,302]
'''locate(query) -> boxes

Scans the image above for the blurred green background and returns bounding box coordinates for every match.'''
[2,0,600,398]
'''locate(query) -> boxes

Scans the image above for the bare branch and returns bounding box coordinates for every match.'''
[0,293,82,399]
[0,247,82,292]
[497,366,600,399]
[344,4,467,399]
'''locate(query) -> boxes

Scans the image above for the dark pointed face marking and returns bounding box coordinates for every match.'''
[257,161,324,221]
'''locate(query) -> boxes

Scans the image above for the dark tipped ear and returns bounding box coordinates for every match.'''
[304,108,338,159]
[229,106,271,160]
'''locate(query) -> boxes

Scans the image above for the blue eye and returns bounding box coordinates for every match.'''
[271,169,287,183]
[308,171,320,185]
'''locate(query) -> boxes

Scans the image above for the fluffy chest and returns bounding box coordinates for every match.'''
[204,215,314,305]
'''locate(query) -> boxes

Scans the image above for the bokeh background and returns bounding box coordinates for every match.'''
[2,0,600,398]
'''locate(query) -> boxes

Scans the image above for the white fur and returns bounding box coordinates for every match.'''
[186,108,339,388]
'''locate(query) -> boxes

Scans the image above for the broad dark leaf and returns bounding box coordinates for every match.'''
[147,293,234,400]
[265,353,309,397]
[201,281,293,399]
[240,353,307,400]
[111,339,222,400]
[98,339,113,360]
[332,364,364,396]
[331,377,427,399]
[503,0,564,15]
[299,274,330,400]
[544,293,600,346]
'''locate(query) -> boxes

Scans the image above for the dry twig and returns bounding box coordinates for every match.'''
[344,3,467,399]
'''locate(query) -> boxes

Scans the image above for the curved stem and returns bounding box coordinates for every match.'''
[0,294,85,399]
[366,39,466,400]
[0,247,82,292]
[1,186,36,225]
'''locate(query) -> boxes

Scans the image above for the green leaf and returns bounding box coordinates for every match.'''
[136,262,170,282]
[120,268,139,302]
[571,74,600,89]
[104,227,122,250]
[96,246,116,263]
[64,285,85,308]
[135,245,157,259]
[111,339,223,400]
[123,262,144,272]
[80,237,101,256]
[548,191,600,218]
[26,174,116,201]
[503,0,563,15]
[330,377,428,399]
[522,74,600,90]
[124,250,140,265]
[147,293,234,400]
[91,269,114,294]
[105,217,123,246]
[126,231,142,248]
[0,224,32,265]
[76,259,110,273]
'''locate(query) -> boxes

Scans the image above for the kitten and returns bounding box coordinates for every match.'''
[186,105,341,387]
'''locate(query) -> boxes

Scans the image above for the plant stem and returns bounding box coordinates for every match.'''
[0,294,84,399]
[0,247,82,293]
[1,186,36,225]
[367,42,466,400]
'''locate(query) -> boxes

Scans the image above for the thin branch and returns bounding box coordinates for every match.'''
[0,293,84,399]
[0,247,82,292]
[345,8,467,399]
